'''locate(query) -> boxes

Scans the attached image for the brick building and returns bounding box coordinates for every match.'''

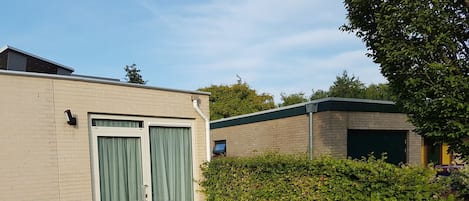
[0,46,210,201]
[211,98,453,166]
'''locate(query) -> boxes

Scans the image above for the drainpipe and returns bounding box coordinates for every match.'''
[306,103,318,160]
[192,97,211,162]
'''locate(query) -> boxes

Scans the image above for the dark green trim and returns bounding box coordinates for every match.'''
[318,101,401,113]
[210,106,306,129]
[211,99,402,129]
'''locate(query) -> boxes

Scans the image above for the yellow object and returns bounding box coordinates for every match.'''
[441,144,451,165]
[421,139,426,166]
[421,139,453,166]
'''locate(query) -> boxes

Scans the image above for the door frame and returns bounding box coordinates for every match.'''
[89,114,196,201]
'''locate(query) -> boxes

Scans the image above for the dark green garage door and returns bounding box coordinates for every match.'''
[347,130,407,165]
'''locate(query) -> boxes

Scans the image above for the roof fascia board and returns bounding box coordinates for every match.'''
[0,70,210,96]
[210,106,307,129]
[211,97,396,124]
[0,45,8,53]
[210,97,400,129]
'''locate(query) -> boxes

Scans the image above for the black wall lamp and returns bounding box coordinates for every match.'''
[64,109,77,125]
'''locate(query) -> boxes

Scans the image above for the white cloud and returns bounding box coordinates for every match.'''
[141,0,347,56]
[137,0,384,103]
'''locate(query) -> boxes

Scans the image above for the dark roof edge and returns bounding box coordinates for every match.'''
[0,45,75,72]
[0,70,211,96]
[211,97,395,123]
[71,74,120,81]
[210,97,400,129]
[211,106,307,129]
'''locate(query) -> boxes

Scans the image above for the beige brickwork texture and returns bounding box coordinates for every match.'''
[312,111,348,158]
[313,111,421,165]
[212,111,422,165]
[211,115,309,157]
[0,73,209,201]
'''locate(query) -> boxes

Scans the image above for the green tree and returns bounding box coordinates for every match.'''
[364,83,393,101]
[279,92,308,107]
[124,64,146,84]
[329,71,366,98]
[342,1,469,160]
[199,82,276,120]
[310,71,391,101]
[310,89,329,100]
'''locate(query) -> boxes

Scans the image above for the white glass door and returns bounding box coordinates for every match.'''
[98,136,144,201]
[90,118,152,201]
[90,115,195,201]
[149,126,193,201]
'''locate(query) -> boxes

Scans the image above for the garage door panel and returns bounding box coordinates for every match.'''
[347,130,407,165]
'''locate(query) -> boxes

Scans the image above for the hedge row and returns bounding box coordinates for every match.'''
[200,154,455,201]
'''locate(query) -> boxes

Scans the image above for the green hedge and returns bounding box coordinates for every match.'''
[448,166,469,200]
[200,154,453,201]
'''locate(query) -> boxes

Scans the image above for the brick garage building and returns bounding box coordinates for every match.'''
[0,46,210,201]
[211,98,452,166]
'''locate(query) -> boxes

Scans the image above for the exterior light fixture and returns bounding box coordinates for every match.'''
[64,109,77,125]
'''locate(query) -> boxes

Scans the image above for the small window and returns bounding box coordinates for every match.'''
[213,140,226,155]
[92,119,143,128]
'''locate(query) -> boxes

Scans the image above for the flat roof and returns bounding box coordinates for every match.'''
[0,45,75,72]
[0,70,211,96]
[211,97,400,129]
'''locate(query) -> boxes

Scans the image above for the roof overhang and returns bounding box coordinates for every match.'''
[0,45,75,72]
[0,70,211,96]
[210,97,399,129]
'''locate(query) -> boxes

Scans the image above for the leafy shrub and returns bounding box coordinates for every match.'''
[200,154,453,201]
[447,166,469,200]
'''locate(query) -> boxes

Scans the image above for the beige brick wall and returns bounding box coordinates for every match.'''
[211,115,309,157]
[0,73,209,201]
[347,111,421,165]
[313,111,421,165]
[0,76,60,200]
[272,115,309,154]
[212,110,421,165]
[312,111,348,158]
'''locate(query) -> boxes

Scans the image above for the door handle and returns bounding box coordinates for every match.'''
[142,184,149,201]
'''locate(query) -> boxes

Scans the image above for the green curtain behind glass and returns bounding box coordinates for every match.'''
[149,127,193,201]
[98,137,143,201]
[93,119,141,128]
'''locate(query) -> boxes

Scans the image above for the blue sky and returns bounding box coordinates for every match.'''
[1,0,387,103]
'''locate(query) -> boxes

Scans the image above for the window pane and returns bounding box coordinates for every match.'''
[92,119,143,128]
[213,140,226,154]
[98,137,143,201]
[149,127,193,201]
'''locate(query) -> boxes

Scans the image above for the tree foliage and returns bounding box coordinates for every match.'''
[124,64,146,84]
[310,71,393,101]
[342,0,469,160]
[365,83,393,101]
[329,71,366,98]
[198,82,276,120]
[279,92,308,107]
[310,89,329,101]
